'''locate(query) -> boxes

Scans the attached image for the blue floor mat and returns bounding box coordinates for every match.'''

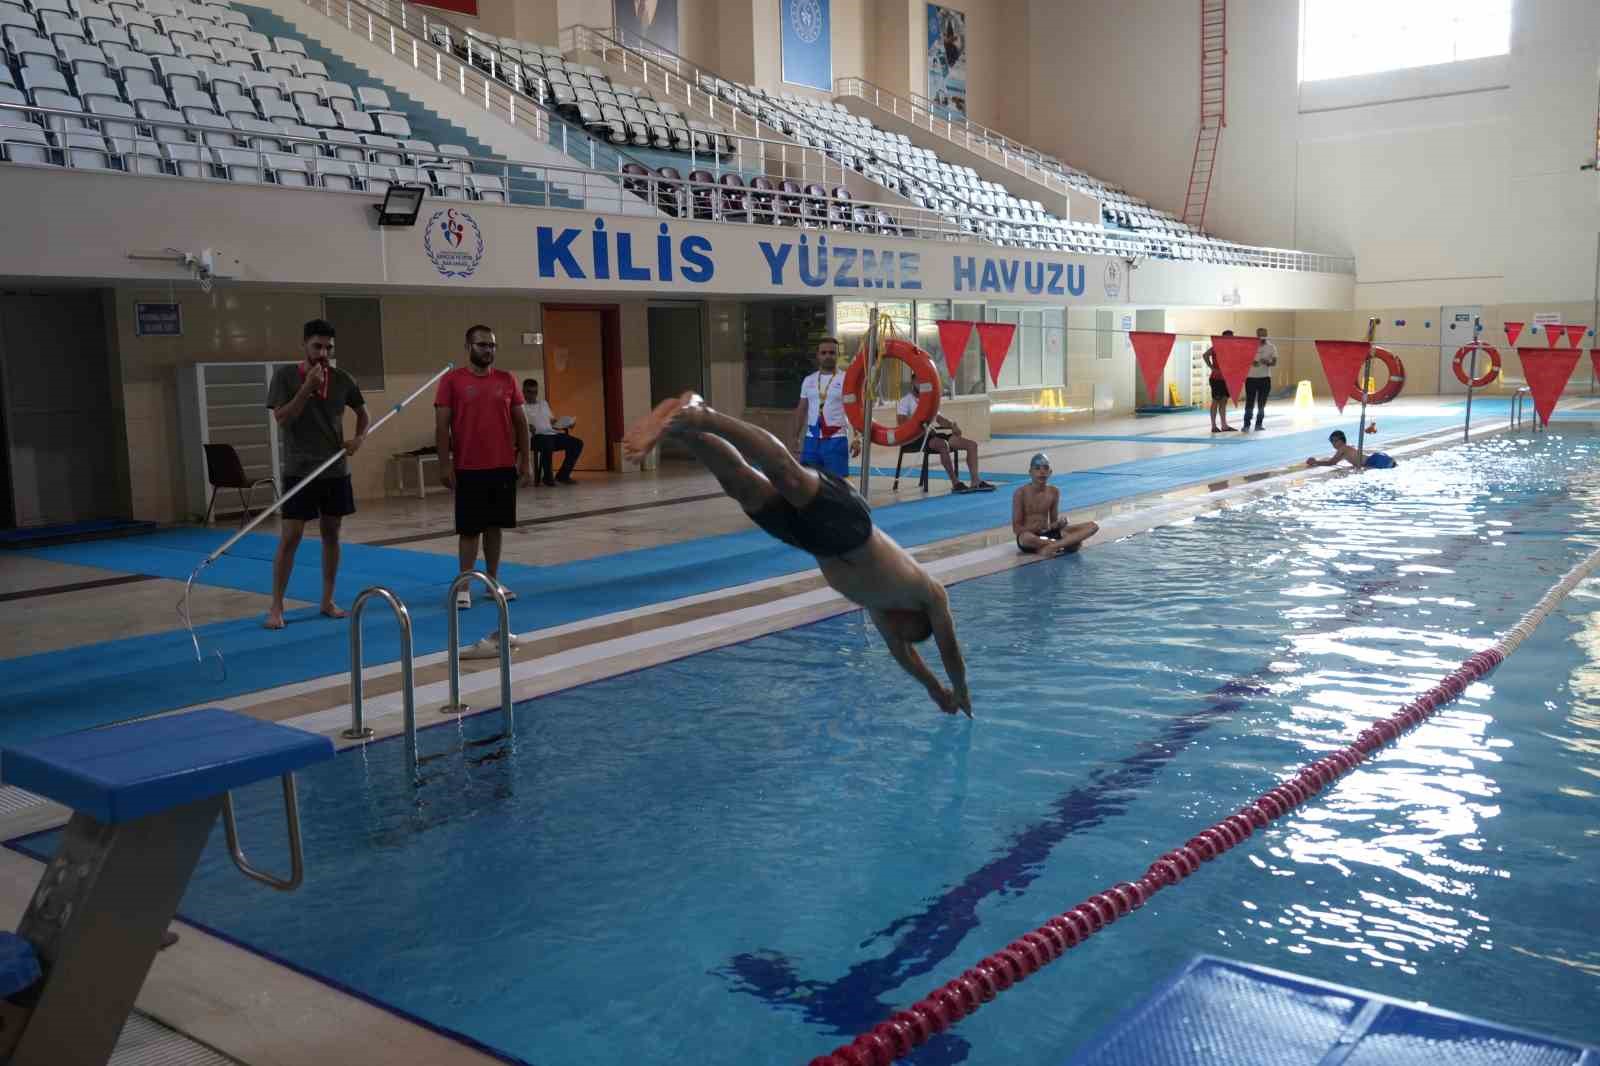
[0,412,1468,746]
[993,433,1230,445]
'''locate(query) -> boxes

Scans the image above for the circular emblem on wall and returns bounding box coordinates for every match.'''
[791,0,823,44]
[423,208,485,279]
[1102,260,1122,300]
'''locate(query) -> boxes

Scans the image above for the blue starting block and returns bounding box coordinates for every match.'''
[0,708,333,1066]
[1065,955,1599,1066]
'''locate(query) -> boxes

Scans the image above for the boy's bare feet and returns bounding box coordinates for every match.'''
[623,392,699,460]
[321,602,346,619]
[263,608,286,630]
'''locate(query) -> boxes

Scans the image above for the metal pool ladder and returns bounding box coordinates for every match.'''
[344,585,418,769]
[442,571,515,744]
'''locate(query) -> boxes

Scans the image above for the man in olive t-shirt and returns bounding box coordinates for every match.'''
[262,318,369,629]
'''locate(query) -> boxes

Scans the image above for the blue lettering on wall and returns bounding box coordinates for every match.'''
[536,227,585,279]
[832,246,858,289]
[615,232,650,281]
[953,256,976,291]
[1046,263,1064,295]
[657,223,674,283]
[759,241,791,285]
[898,251,920,290]
[1066,263,1085,296]
[980,260,1001,292]
[590,218,611,280]
[679,235,714,283]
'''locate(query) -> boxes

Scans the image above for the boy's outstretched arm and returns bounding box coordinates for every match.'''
[925,584,971,716]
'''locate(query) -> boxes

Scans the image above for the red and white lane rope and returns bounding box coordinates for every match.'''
[805,546,1600,1066]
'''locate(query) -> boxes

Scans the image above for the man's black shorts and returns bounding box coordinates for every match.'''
[748,471,873,558]
[1209,377,1230,401]
[282,475,356,522]
[454,467,518,535]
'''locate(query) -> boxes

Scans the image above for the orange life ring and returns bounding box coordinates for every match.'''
[1353,346,1406,405]
[1451,342,1501,388]
[842,337,942,448]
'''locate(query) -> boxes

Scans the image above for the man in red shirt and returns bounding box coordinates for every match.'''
[435,325,533,608]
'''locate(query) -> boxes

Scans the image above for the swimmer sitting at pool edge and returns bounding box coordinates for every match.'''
[624,392,971,717]
[1012,452,1099,556]
[1306,430,1397,470]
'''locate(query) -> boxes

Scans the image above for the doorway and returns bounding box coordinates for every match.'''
[0,291,121,527]
[541,306,618,472]
[647,304,704,404]
[1438,306,1483,395]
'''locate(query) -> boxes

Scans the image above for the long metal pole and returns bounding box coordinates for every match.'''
[858,307,880,500]
[181,363,454,667]
[1463,317,1482,443]
[1354,316,1379,460]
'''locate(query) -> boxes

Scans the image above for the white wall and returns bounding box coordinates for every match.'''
[1021,0,1600,309]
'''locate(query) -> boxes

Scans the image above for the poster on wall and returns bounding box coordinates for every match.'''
[414,0,477,16]
[926,4,967,117]
[780,0,832,91]
[612,0,678,53]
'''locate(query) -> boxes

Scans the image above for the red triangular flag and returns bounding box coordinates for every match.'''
[976,322,1016,386]
[1518,347,1581,427]
[1313,340,1372,413]
[1504,321,1524,346]
[1128,331,1177,406]
[934,319,975,382]
[1590,348,1600,384]
[1565,324,1587,348]
[1210,335,1258,402]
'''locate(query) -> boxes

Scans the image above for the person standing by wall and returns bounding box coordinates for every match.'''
[436,325,533,609]
[792,336,852,477]
[263,318,369,630]
[1242,327,1278,431]
[1202,330,1236,433]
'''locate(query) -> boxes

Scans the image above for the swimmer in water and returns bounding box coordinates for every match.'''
[623,393,971,717]
[1011,453,1099,555]
[1306,430,1397,470]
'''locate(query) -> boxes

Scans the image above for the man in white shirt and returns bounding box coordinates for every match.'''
[521,378,584,485]
[896,385,993,492]
[791,336,852,477]
[1242,327,1278,431]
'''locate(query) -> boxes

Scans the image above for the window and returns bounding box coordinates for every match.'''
[743,298,828,408]
[1299,0,1510,83]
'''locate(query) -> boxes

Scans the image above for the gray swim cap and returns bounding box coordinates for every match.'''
[1029,452,1051,470]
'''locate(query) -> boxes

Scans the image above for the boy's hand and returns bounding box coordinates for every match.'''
[928,683,959,714]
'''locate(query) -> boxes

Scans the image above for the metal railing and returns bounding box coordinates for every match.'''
[0,102,1355,271]
[442,571,514,739]
[345,585,417,770]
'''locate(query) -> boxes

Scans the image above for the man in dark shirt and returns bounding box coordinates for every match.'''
[263,318,369,629]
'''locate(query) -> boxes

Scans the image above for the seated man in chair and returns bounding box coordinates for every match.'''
[896,382,993,492]
[522,378,584,486]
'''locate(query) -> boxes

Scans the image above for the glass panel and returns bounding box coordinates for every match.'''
[915,300,952,395]
[1043,308,1065,387]
[952,302,985,397]
[744,299,829,408]
[992,307,1020,390]
[1300,0,1510,83]
[1022,310,1043,386]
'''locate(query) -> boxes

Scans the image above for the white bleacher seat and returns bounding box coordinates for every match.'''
[257,96,295,125]
[185,109,235,145]
[231,113,281,150]
[129,28,176,56]
[295,101,336,128]
[40,12,83,46]
[427,164,464,199]
[61,129,116,169]
[215,90,256,121]
[20,67,68,95]
[435,142,468,169]
[283,75,319,108]
[257,51,295,76]
[401,137,435,163]
[264,150,310,185]
[0,65,12,89]
[110,49,157,84]
[213,8,246,29]
[154,55,204,92]
[202,23,234,48]
[124,80,168,107]
[373,112,408,137]
[212,42,252,68]
[199,60,243,95]
[235,29,268,52]
[161,140,209,176]
[293,57,325,80]
[211,145,258,181]
[170,86,212,112]
[466,171,504,203]
[317,157,358,190]
[161,16,204,46]
[319,126,363,161]
[334,107,372,133]
[242,69,280,101]
[279,120,318,156]
[361,132,401,163]
[321,80,354,111]
[121,10,158,33]
[91,99,162,171]
[144,0,181,17]
[272,35,304,56]
[134,98,183,136]
[1,121,51,164]
[30,0,74,15]
[32,88,85,129]
[73,72,121,106]
[355,85,390,111]
[8,32,56,70]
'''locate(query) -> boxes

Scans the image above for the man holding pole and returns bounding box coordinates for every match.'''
[263,318,369,630]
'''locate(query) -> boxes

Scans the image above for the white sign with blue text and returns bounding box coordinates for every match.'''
[403,210,1115,306]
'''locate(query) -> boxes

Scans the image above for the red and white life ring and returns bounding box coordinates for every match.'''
[843,337,942,448]
[1353,346,1406,405]
[1451,342,1501,388]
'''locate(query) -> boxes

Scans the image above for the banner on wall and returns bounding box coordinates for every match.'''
[780,0,831,91]
[613,0,678,52]
[926,4,968,117]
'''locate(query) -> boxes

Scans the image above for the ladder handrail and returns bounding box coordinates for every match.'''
[346,585,418,771]
[443,570,515,740]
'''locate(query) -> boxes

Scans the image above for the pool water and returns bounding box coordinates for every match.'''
[21,432,1600,1064]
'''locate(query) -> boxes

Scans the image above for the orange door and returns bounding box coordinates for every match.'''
[542,309,607,472]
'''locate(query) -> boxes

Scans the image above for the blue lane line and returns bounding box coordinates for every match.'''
[992,433,1226,444]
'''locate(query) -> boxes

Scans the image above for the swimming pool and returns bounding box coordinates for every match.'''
[18,431,1600,1064]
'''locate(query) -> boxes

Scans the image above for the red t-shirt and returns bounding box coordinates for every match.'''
[435,367,520,471]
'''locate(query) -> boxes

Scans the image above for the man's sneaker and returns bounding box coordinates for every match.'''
[455,589,471,610]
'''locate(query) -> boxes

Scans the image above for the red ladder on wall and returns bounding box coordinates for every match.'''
[1181,0,1227,230]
